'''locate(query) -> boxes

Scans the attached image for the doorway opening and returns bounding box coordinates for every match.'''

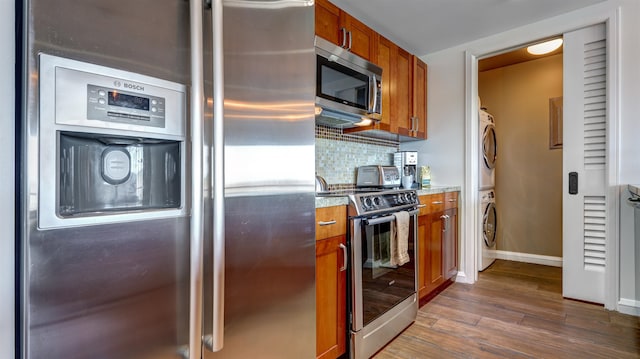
[477,39,564,274]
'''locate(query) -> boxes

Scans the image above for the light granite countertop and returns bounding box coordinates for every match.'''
[315,185,461,208]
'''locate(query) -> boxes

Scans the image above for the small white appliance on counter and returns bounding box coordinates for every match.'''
[394,151,418,189]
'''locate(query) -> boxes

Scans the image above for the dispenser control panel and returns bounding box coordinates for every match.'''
[87,84,166,128]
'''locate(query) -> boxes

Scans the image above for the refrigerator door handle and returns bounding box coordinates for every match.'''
[206,0,226,353]
[189,0,205,358]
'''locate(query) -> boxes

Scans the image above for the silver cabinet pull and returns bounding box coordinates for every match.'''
[417,204,426,208]
[440,214,450,231]
[339,243,347,272]
[340,27,347,48]
[432,201,443,205]
[189,0,205,357]
[448,199,456,202]
[347,30,352,51]
[318,220,337,226]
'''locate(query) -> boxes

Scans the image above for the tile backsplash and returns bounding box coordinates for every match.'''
[315,125,399,187]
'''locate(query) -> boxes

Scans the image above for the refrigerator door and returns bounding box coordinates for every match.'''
[21,1,191,358]
[202,0,317,358]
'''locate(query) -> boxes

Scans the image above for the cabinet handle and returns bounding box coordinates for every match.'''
[417,204,426,208]
[448,199,456,202]
[347,30,352,51]
[318,220,337,226]
[414,116,419,133]
[432,201,443,205]
[339,243,347,272]
[340,27,347,48]
[440,214,447,232]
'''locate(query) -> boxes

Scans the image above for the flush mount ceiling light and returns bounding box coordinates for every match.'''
[527,38,563,55]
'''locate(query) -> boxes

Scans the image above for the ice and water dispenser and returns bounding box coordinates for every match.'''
[38,54,187,228]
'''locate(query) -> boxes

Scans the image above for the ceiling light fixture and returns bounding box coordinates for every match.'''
[527,38,563,55]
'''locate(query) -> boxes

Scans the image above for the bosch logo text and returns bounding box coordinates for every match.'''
[123,83,145,91]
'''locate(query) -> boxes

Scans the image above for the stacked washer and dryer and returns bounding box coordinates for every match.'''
[479,106,497,271]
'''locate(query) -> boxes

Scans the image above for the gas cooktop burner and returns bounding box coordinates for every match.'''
[348,189,419,217]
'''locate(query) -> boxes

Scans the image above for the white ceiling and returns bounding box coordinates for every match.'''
[329,0,607,55]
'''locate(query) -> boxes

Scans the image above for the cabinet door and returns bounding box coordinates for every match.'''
[394,47,413,137]
[412,57,428,139]
[444,208,458,280]
[315,0,342,47]
[316,235,347,359]
[418,207,445,300]
[417,212,428,299]
[375,35,394,133]
[426,211,445,293]
[341,13,376,61]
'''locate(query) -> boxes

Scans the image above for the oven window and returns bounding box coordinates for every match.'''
[316,55,369,110]
[360,218,416,326]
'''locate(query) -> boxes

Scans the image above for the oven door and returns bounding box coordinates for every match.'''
[351,211,417,331]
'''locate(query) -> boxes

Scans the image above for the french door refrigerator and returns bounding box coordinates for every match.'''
[18,1,317,358]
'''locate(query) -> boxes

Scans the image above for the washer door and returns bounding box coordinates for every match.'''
[483,202,497,247]
[482,124,497,169]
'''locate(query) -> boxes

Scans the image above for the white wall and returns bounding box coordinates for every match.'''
[410,0,640,313]
[1,0,15,355]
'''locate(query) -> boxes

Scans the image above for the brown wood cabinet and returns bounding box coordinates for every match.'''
[315,0,428,142]
[443,192,458,280]
[396,56,427,139]
[417,192,458,304]
[315,0,376,61]
[315,206,347,359]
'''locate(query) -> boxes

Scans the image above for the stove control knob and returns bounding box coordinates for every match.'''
[373,196,381,206]
[363,197,373,208]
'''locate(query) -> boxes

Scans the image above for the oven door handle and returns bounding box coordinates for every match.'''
[364,209,418,226]
[364,215,395,226]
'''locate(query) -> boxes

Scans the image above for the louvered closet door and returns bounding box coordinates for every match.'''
[563,23,607,304]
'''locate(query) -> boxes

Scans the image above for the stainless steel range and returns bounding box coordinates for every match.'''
[348,189,420,359]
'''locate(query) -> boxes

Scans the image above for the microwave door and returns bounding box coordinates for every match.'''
[317,55,369,111]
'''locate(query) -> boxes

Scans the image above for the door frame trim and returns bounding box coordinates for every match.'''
[462,8,621,310]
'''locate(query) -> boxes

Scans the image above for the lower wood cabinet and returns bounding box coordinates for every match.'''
[316,206,347,359]
[417,192,458,304]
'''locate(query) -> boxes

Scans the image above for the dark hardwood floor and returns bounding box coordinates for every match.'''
[374,260,640,358]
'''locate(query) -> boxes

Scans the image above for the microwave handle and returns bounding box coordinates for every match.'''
[369,74,378,115]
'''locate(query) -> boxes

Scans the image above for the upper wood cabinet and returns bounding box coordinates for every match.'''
[412,57,428,139]
[396,56,427,139]
[315,0,376,61]
[356,35,428,141]
[315,0,428,141]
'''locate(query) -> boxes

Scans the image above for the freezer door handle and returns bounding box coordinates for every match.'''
[189,0,205,358]
[205,0,227,353]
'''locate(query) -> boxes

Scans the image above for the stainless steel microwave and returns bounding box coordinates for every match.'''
[315,36,382,128]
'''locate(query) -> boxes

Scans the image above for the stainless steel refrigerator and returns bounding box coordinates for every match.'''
[18,1,316,358]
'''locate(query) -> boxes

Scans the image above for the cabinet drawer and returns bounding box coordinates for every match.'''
[418,193,445,215]
[445,191,458,209]
[316,206,347,240]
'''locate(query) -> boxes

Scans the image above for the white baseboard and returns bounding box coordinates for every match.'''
[618,298,640,316]
[492,250,563,267]
[454,271,474,284]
